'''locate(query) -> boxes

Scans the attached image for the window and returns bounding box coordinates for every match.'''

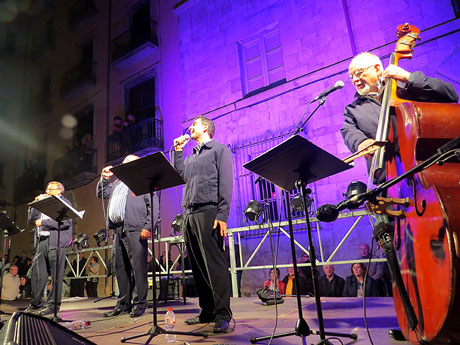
[126,76,155,122]
[239,27,285,96]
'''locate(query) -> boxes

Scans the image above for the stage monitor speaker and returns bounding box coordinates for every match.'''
[0,312,96,345]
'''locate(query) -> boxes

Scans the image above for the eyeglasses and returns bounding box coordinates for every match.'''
[349,65,374,80]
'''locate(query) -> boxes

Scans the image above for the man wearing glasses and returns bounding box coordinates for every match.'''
[25,181,72,316]
[340,51,458,173]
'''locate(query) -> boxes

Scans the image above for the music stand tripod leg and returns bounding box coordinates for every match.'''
[120,191,207,344]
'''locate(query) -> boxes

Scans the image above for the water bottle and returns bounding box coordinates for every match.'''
[65,320,88,330]
[165,307,176,343]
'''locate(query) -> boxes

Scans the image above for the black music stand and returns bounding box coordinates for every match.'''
[109,152,207,344]
[244,135,357,344]
[28,195,85,322]
[0,211,22,315]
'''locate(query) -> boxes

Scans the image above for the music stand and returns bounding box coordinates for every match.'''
[28,195,85,322]
[109,152,207,344]
[0,211,22,315]
[244,135,357,344]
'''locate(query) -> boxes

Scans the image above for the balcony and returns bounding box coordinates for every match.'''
[60,62,96,98]
[106,117,164,162]
[69,0,97,30]
[13,160,47,204]
[111,20,159,70]
[52,146,98,189]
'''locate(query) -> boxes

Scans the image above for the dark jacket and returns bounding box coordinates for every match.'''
[173,139,233,222]
[340,71,459,154]
[318,274,345,297]
[342,275,379,297]
[282,274,310,296]
[29,196,73,249]
[96,178,159,231]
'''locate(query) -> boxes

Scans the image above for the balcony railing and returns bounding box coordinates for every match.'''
[111,19,158,64]
[52,146,98,189]
[106,117,164,162]
[69,0,97,28]
[60,62,96,97]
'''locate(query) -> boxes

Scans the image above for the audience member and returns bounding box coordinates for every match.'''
[343,263,379,297]
[264,268,285,294]
[297,252,316,295]
[18,251,30,277]
[282,264,310,296]
[19,276,32,299]
[69,252,86,297]
[357,243,390,296]
[86,256,100,297]
[123,114,136,128]
[2,265,20,300]
[112,116,124,133]
[318,265,345,297]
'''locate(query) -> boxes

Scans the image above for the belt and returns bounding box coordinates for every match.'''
[38,236,49,242]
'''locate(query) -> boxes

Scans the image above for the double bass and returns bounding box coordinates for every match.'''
[368,24,460,344]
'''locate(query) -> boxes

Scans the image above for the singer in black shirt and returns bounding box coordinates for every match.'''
[173,116,233,333]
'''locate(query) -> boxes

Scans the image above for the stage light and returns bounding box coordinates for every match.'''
[93,229,107,246]
[171,214,184,233]
[74,233,89,249]
[344,181,367,200]
[291,194,313,212]
[244,200,264,221]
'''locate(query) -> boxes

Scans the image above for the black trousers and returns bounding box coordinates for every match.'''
[86,280,98,297]
[184,209,232,321]
[30,238,66,309]
[113,225,148,310]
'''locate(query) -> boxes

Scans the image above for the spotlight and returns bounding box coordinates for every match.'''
[344,181,367,200]
[244,200,264,221]
[291,194,313,212]
[93,229,107,246]
[171,214,184,233]
[74,233,89,249]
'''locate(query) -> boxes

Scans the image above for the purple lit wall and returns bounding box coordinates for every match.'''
[165,0,460,292]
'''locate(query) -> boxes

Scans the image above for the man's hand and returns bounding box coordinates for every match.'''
[357,138,376,159]
[35,219,42,227]
[140,229,151,240]
[173,135,190,151]
[102,165,114,179]
[214,220,228,237]
[383,65,411,83]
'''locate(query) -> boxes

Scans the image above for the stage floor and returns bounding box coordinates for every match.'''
[1,296,410,345]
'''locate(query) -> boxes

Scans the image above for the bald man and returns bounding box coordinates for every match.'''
[97,155,160,318]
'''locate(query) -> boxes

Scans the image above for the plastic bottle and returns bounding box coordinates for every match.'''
[65,320,88,330]
[165,307,176,343]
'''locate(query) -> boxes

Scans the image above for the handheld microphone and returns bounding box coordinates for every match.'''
[312,80,344,102]
[173,134,190,148]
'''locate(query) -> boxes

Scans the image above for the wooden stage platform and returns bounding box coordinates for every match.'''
[0,296,409,345]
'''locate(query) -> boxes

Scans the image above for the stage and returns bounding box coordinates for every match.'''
[0,296,409,344]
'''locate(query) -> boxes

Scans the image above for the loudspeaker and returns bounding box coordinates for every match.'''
[0,312,96,345]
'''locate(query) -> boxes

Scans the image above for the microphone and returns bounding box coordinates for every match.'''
[173,134,190,148]
[315,194,365,222]
[312,80,344,102]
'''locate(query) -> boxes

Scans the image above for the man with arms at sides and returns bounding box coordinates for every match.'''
[97,154,160,318]
[1,265,20,300]
[340,52,458,175]
[25,181,72,316]
[173,116,233,333]
[318,264,345,297]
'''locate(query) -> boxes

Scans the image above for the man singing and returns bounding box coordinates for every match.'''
[25,181,72,316]
[97,154,159,318]
[173,116,233,333]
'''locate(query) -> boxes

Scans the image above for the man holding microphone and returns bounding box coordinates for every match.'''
[173,116,233,333]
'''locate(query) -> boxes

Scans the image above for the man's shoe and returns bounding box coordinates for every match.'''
[130,308,145,318]
[185,314,213,325]
[103,308,130,317]
[24,305,42,313]
[39,307,58,316]
[389,329,406,341]
[213,319,229,333]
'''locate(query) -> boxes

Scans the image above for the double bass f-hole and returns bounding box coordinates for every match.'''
[407,177,426,217]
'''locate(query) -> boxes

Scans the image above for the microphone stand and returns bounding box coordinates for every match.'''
[292,97,327,136]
